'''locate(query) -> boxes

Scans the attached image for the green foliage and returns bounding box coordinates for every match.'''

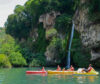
[29,59,40,67]
[36,53,46,66]
[33,23,48,53]
[71,31,91,67]
[20,46,33,64]
[55,14,72,34]
[14,5,24,14]
[19,23,48,65]
[47,37,65,64]
[0,54,11,68]
[4,0,86,67]
[5,0,79,40]
[0,33,27,67]
[5,6,31,40]
[0,35,17,55]
[0,28,6,39]
[46,28,57,38]
[73,0,80,10]
[88,0,100,21]
[9,52,27,67]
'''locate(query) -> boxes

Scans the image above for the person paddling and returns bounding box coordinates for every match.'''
[41,67,45,71]
[56,65,61,71]
[70,65,74,71]
[87,64,93,72]
[83,64,93,72]
[67,65,74,71]
[62,65,74,71]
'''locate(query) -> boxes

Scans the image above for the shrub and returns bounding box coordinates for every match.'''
[0,54,11,68]
[29,59,40,67]
[9,52,27,67]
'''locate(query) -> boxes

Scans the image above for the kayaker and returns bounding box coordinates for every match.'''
[56,65,61,71]
[41,67,45,71]
[67,65,74,71]
[87,64,93,72]
[83,64,93,72]
[62,68,65,71]
[70,65,74,71]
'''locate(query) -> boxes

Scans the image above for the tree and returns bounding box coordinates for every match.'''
[0,54,11,68]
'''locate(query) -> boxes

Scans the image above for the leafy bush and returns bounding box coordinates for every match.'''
[9,52,27,67]
[0,54,11,68]
[88,0,100,21]
[0,34,27,67]
[29,59,40,67]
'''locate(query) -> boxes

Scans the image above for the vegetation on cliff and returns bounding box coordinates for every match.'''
[88,0,100,21]
[1,0,97,67]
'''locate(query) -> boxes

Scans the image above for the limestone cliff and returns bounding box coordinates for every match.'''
[39,11,60,29]
[39,11,60,65]
[74,0,100,62]
[39,11,60,40]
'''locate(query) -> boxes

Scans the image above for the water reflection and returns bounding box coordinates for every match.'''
[26,73,47,77]
[73,75,98,84]
[47,74,99,84]
[47,74,75,84]
[88,76,98,82]
[26,73,47,84]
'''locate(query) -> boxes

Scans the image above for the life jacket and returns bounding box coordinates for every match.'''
[88,67,92,72]
[70,67,74,71]
[56,67,61,71]
[41,67,45,71]
[62,68,65,71]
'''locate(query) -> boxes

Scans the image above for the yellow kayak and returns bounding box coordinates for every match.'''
[47,70,75,75]
[47,68,99,75]
[74,68,99,75]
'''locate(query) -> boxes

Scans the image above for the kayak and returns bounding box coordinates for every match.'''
[47,70,75,75]
[26,67,47,74]
[47,68,99,75]
[74,68,99,75]
[26,71,47,74]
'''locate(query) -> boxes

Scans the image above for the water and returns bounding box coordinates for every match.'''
[67,22,75,69]
[0,68,100,84]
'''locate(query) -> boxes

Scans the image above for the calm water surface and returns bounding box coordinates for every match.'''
[0,68,100,84]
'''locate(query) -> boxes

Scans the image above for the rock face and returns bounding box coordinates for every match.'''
[30,28,38,42]
[45,45,59,65]
[39,11,60,29]
[39,11,60,65]
[39,11,60,40]
[74,0,100,61]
